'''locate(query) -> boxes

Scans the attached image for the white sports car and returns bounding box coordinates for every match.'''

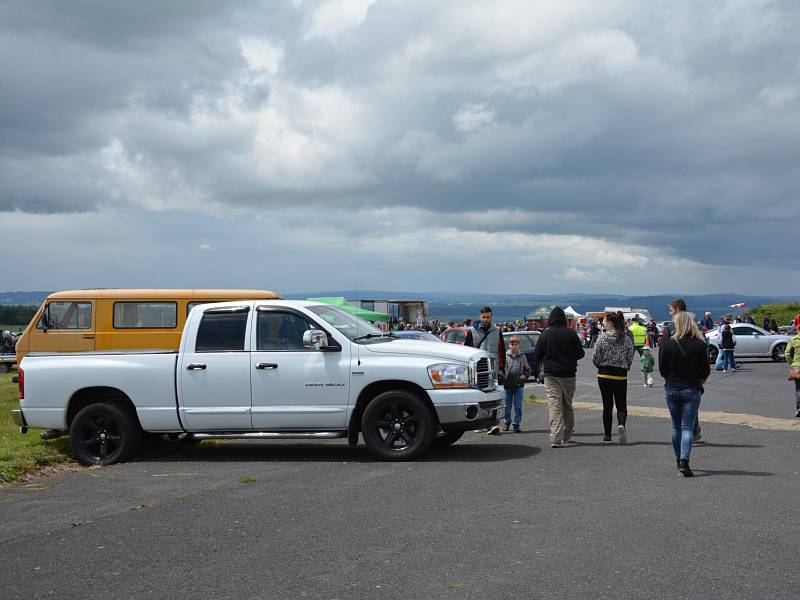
[705,324,791,363]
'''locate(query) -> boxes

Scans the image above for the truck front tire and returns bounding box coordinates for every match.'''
[69,402,142,466]
[361,390,434,461]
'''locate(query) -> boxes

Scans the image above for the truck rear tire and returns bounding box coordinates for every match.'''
[361,390,434,461]
[69,402,142,466]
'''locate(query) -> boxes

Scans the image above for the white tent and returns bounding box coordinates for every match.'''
[563,305,584,318]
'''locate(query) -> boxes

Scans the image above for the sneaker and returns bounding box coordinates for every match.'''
[502,423,510,432]
[795,408,800,418]
[602,435,612,442]
[487,425,501,436]
[643,383,648,387]
[550,442,564,448]
[693,430,702,443]
[513,425,521,433]
[618,425,627,444]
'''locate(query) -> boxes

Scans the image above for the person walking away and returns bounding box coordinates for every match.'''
[629,318,648,356]
[785,328,800,417]
[529,307,585,448]
[700,312,714,332]
[640,347,655,387]
[502,335,532,432]
[719,324,737,373]
[659,312,710,477]
[593,311,635,443]
[664,298,704,442]
[464,307,506,435]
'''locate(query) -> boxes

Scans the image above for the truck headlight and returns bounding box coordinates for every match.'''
[428,363,469,389]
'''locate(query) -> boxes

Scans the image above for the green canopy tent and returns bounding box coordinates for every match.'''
[306,297,391,323]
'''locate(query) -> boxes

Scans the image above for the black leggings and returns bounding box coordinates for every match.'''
[598,377,627,436]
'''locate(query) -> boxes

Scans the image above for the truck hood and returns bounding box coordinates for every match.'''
[363,340,485,363]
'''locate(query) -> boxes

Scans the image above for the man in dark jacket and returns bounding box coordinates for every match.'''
[530,307,585,447]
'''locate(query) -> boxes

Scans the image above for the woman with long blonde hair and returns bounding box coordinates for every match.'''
[658,312,710,477]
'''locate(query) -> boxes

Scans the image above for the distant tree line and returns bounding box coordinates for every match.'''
[749,303,800,326]
[0,305,38,326]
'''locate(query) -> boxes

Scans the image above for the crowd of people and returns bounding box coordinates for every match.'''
[446,299,800,479]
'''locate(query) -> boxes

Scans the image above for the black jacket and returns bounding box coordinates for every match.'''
[530,307,585,378]
[658,336,710,388]
[720,328,736,350]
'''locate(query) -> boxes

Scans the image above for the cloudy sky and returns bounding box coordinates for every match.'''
[2,0,799,296]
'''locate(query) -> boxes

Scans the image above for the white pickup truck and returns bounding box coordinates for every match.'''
[13,300,502,464]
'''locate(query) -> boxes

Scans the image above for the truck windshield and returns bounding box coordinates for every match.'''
[307,305,390,343]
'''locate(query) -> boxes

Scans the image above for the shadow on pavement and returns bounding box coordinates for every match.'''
[136,440,540,464]
[691,469,774,477]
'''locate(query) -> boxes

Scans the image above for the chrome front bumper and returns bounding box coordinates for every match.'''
[431,388,504,428]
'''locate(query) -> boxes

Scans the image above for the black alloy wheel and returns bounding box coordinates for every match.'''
[772,343,787,362]
[69,402,142,466]
[361,391,434,461]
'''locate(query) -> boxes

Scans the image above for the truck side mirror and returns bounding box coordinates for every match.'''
[303,329,329,350]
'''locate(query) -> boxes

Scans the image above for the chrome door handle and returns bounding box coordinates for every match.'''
[187,363,207,370]
[256,363,278,370]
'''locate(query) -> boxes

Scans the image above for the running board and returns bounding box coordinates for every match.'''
[191,431,346,440]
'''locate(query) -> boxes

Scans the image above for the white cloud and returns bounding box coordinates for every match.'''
[452,103,496,132]
[197,244,213,251]
[304,0,377,41]
[240,37,284,76]
[758,85,798,109]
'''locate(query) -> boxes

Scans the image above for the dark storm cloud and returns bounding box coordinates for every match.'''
[1,0,799,275]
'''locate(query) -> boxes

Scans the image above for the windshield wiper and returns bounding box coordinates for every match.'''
[352,332,397,342]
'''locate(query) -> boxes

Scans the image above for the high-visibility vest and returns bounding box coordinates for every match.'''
[629,323,647,346]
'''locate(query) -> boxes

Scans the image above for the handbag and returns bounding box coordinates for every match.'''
[789,366,800,381]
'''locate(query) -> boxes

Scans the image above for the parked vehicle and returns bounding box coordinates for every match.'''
[705,324,792,363]
[1,331,19,373]
[13,300,502,464]
[440,326,470,344]
[393,330,442,342]
[14,289,281,365]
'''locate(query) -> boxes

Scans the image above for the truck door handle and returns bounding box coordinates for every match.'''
[82,335,95,340]
[187,363,207,370]
[256,362,278,370]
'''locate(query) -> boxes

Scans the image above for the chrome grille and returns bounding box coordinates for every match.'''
[474,357,494,390]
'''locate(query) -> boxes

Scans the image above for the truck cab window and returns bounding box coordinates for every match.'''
[195,311,249,352]
[257,312,315,351]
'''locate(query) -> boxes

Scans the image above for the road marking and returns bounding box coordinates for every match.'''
[572,402,800,431]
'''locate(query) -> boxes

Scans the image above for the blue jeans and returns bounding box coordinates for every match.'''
[504,387,524,427]
[714,350,724,370]
[720,349,737,370]
[665,385,701,460]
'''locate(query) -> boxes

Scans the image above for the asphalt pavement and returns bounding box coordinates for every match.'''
[1,357,798,600]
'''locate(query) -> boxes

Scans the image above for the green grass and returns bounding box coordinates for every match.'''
[0,373,73,484]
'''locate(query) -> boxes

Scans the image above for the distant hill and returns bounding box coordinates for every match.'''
[0,291,51,305]
[1,290,797,323]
